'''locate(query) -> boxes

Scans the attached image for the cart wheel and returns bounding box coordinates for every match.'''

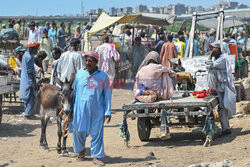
[137,117,151,142]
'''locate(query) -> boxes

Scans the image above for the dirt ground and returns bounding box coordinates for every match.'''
[0,87,250,167]
[0,40,250,167]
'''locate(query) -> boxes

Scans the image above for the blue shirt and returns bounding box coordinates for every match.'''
[69,68,111,135]
[184,39,200,57]
[155,40,165,54]
[44,26,50,32]
[19,52,36,100]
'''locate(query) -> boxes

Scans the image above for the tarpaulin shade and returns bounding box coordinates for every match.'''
[197,16,245,29]
[88,12,175,36]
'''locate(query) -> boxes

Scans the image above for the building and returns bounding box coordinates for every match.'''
[134,4,148,13]
[97,8,103,15]
[174,3,186,15]
[149,7,160,13]
[237,4,248,9]
[117,8,124,16]
[196,6,204,12]
[123,7,133,14]
[109,7,117,16]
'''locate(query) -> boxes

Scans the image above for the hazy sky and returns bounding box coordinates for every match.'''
[0,0,249,16]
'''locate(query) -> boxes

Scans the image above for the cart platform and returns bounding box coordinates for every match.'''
[122,91,218,111]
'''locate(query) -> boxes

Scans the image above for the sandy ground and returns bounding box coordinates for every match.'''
[0,39,249,167]
[0,88,250,167]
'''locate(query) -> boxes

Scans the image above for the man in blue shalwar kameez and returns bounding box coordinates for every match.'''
[69,50,111,166]
[19,42,39,119]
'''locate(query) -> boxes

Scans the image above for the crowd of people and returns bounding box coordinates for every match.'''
[0,19,247,165]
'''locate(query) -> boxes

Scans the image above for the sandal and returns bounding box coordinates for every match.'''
[76,149,86,161]
[92,158,105,166]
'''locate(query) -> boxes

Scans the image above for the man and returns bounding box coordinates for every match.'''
[160,35,177,68]
[50,47,62,86]
[48,22,57,48]
[184,34,200,57]
[65,21,71,38]
[14,19,21,35]
[205,33,215,53]
[35,21,43,42]
[83,25,92,52]
[174,35,185,58]
[40,29,53,73]
[43,22,50,32]
[206,43,236,135]
[57,22,67,50]
[131,37,146,78]
[1,24,6,34]
[28,22,39,44]
[155,34,166,54]
[13,46,26,79]
[82,21,87,34]
[96,35,120,88]
[57,38,83,83]
[0,23,19,40]
[69,50,111,166]
[19,42,39,119]
[34,51,47,80]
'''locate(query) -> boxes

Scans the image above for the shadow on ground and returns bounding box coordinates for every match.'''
[142,128,250,148]
[0,123,40,137]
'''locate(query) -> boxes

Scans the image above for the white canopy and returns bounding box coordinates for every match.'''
[197,16,245,29]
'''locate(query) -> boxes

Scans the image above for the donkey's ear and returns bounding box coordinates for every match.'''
[69,73,75,85]
[54,76,63,86]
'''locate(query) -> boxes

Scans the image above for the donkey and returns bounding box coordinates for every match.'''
[35,76,74,155]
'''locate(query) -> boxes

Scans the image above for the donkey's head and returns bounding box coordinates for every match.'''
[55,75,75,116]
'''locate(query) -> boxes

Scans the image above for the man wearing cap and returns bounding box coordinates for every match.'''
[40,29,53,74]
[12,46,26,79]
[19,42,39,119]
[69,50,111,166]
[206,43,236,136]
[57,38,82,83]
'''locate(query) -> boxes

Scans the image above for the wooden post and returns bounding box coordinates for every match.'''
[220,9,224,51]
[215,16,221,43]
[188,12,197,58]
[244,24,247,57]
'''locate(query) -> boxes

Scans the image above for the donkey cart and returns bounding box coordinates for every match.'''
[121,91,219,146]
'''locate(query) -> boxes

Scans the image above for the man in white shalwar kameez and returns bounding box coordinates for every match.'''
[57,38,83,83]
[206,43,236,136]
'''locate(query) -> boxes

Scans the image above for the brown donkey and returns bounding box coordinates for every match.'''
[35,76,74,156]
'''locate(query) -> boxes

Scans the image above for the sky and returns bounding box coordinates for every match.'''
[0,0,250,16]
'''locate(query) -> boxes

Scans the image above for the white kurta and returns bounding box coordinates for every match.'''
[57,51,83,82]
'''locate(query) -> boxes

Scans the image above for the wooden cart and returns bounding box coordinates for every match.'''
[122,91,218,143]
